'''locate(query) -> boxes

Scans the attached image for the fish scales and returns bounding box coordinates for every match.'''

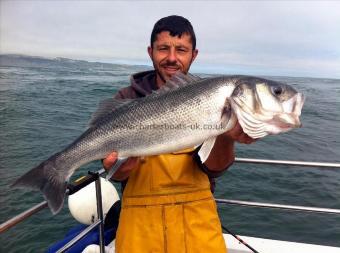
[69,76,234,163]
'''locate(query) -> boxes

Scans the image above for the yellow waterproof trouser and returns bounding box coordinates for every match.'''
[115,149,227,253]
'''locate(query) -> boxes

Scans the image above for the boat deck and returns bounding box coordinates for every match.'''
[225,234,340,253]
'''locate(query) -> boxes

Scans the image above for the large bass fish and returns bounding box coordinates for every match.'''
[12,73,305,214]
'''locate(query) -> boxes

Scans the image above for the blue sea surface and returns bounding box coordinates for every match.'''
[0,59,339,252]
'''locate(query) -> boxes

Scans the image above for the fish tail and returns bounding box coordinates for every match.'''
[11,156,67,215]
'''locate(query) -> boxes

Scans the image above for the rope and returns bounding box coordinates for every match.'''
[221,224,259,253]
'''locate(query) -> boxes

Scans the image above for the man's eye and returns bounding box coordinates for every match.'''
[177,48,188,53]
[159,47,168,51]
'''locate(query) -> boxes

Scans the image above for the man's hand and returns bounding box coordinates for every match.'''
[103,152,139,181]
[224,121,256,144]
[204,121,255,172]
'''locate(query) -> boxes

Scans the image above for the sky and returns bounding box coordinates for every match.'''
[1,1,340,78]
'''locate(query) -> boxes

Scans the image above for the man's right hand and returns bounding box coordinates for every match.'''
[103,152,139,181]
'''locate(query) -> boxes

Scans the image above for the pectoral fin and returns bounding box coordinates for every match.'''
[105,157,128,180]
[198,137,216,163]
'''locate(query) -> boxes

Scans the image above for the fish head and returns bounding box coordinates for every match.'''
[230,77,305,139]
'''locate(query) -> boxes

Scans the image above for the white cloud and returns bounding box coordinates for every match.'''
[1,1,339,78]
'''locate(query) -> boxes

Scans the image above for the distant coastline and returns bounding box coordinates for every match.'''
[0,54,151,71]
[0,54,338,81]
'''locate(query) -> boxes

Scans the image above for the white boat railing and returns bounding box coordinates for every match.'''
[1,158,340,252]
[56,219,102,253]
[235,157,340,168]
[215,199,340,214]
[0,169,108,252]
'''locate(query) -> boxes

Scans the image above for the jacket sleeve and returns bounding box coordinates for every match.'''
[114,87,131,99]
[193,149,229,178]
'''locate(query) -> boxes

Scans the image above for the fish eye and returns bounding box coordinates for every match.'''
[232,85,243,98]
[272,86,283,96]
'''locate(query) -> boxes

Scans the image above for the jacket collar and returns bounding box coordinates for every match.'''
[129,70,158,97]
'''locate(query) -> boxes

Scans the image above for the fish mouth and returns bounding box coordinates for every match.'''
[268,113,302,132]
[282,93,305,116]
[274,92,305,129]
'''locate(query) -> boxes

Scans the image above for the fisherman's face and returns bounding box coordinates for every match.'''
[148,31,198,87]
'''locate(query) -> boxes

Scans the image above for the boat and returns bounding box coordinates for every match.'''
[1,158,340,253]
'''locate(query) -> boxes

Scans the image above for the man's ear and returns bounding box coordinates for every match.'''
[191,49,198,63]
[147,46,153,59]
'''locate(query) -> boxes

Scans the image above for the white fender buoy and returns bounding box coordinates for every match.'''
[82,240,115,253]
[68,178,120,225]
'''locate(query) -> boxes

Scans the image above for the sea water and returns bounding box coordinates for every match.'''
[0,58,339,252]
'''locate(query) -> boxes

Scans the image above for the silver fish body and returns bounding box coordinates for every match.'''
[12,74,305,214]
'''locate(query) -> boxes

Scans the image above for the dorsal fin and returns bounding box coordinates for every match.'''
[89,98,133,127]
[154,72,201,95]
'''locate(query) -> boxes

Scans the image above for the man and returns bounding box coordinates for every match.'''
[103,15,254,253]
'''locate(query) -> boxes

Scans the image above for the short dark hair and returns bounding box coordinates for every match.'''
[150,15,196,50]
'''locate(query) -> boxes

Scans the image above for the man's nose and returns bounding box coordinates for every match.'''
[167,48,178,63]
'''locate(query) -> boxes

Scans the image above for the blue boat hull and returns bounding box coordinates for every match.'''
[46,224,116,253]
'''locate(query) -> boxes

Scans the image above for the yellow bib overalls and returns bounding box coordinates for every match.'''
[115,148,227,253]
